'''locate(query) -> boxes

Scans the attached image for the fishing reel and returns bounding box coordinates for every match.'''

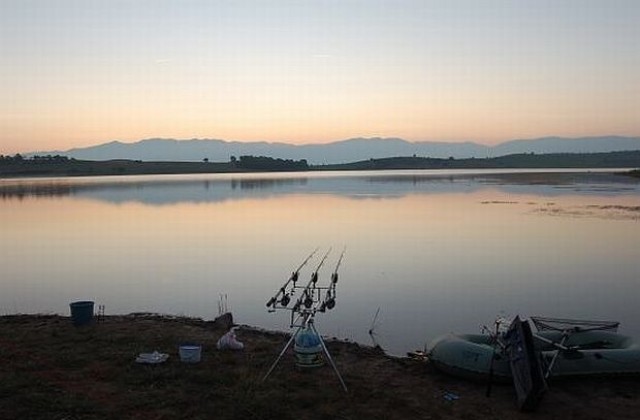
[318,290,336,312]
[266,271,299,310]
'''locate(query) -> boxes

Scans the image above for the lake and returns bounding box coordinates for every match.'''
[1,169,639,355]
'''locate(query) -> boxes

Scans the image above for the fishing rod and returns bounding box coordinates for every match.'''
[266,247,319,310]
[332,247,345,284]
[293,247,332,313]
[319,247,345,312]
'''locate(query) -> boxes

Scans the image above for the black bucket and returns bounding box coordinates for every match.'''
[69,301,94,326]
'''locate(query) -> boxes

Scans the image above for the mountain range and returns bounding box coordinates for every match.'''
[29,136,640,165]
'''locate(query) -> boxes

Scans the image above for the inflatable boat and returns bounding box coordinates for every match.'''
[428,317,640,380]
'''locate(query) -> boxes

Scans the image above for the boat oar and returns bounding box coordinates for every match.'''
[486,346,496,397]
[485,321,501,398]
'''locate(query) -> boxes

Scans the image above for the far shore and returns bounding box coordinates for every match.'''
[2,151,640,178]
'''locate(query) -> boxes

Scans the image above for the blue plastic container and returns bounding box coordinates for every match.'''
[69,301,94,326]
[294,328,324,368]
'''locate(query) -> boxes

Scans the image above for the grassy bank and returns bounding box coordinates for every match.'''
[1,314,639,419]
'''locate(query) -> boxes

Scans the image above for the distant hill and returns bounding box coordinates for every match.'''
[26,136,640,165]
[322,151,640,171]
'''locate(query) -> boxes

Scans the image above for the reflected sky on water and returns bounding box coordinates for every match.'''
[1,169,639,355]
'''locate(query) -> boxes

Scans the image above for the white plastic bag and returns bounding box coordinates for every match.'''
[217,327,244,350]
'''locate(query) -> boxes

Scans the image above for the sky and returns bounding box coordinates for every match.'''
[1,0,639,155]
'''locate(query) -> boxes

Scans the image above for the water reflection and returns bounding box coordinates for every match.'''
[1,170,639,356]
[1,170,638,205]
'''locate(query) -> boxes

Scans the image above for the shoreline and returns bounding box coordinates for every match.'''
[2,151,640,178]
[1,313,639,419]
[1,165,639,182]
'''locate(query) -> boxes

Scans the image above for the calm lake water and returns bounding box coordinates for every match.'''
[1,169,639,355]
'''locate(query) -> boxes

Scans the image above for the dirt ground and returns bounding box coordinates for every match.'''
[1,314,639,419]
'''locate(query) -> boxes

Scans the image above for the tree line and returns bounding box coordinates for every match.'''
[234,155,309,171]
[0,154,72,164]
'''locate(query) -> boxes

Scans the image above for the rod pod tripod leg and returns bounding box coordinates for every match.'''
[262,326,301,383]
[308,320,348,392]
[261,320,348,393]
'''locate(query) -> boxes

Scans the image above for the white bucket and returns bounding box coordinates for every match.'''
[179,345,202,363]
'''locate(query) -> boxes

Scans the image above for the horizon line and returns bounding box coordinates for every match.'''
[17,134,640,155]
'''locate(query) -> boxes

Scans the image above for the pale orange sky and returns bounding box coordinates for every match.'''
[1,1,639,155]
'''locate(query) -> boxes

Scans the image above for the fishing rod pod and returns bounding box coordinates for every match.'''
[265,247,346,327]
[262,247,349,393]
